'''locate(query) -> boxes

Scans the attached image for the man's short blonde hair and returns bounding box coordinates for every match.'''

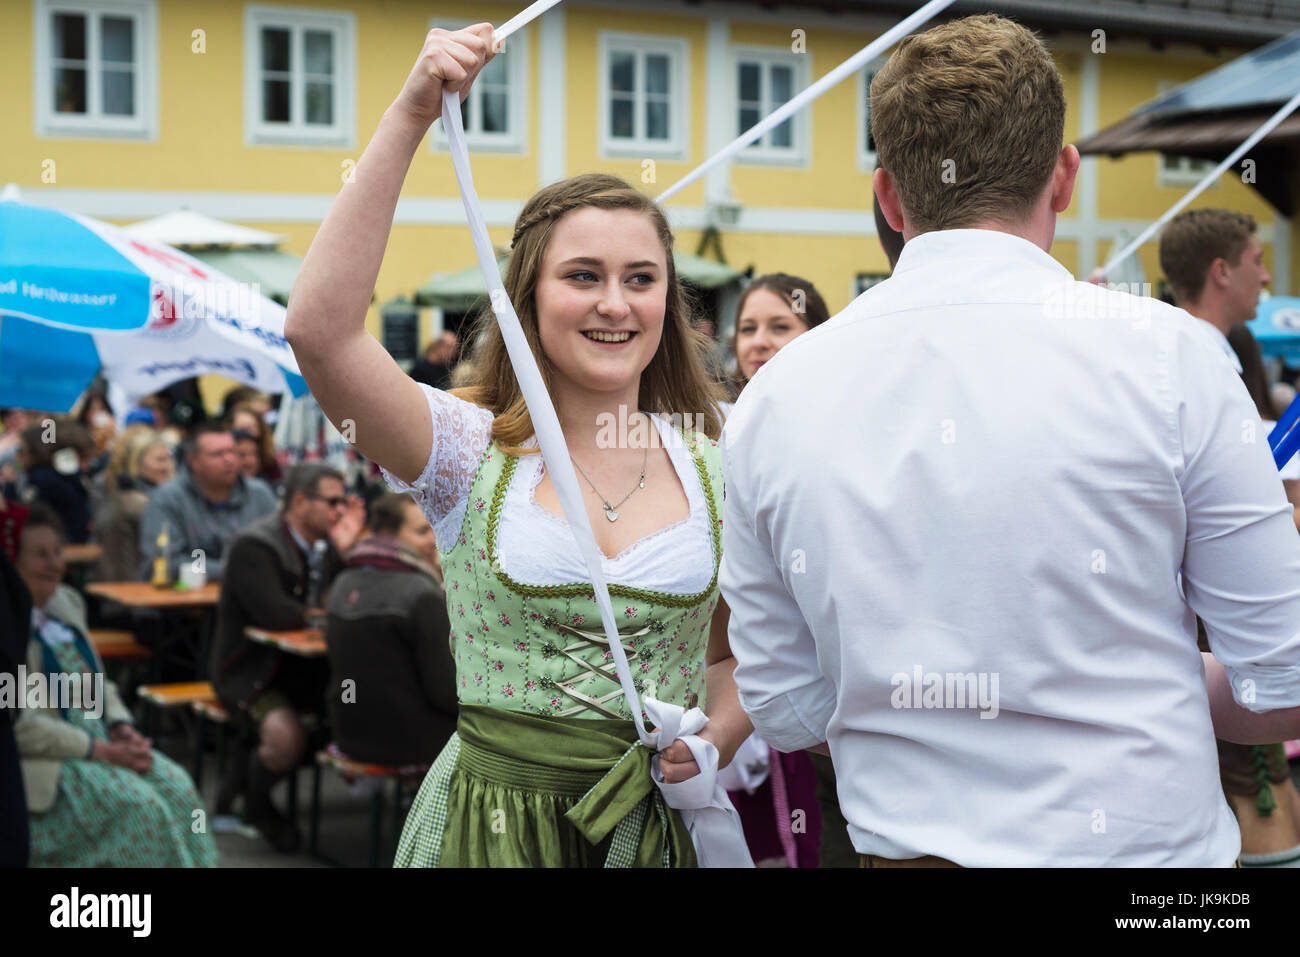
[870,14,1065,233]
[1158,209,1257,306]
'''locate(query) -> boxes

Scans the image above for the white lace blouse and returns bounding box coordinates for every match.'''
[381,384,715,595]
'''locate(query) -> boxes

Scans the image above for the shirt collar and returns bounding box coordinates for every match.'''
[1192,319,1245,375]
[285,518,314,556]
[891,228,1072,280]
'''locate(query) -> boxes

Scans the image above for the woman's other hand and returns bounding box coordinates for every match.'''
[391,23,500,129]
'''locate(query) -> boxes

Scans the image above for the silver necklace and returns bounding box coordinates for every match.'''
[571,441,649,523]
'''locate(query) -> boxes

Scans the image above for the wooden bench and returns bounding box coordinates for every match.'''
[90,628,153,661]
[137,681,217,708]
[136,682,220,788]
[310,743,430,868]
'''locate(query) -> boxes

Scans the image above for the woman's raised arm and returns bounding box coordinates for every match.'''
[284,24,497,484]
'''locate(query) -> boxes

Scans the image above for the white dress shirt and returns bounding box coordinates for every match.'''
[721,228,1300,867]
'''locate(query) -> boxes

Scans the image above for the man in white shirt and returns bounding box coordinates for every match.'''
[721,13,1300,867]
[1158,208,1270,377]
[1158,210,1300,867]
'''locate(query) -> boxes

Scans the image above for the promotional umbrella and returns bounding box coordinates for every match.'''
[1249,296,1300,367]
[0,186,307,412]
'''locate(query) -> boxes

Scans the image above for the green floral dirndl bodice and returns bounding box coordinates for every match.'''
[395,429,724,867]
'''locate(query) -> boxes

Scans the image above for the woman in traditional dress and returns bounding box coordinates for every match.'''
[14,504,217,867]
[718,274,833,866]
[286,23,753,867]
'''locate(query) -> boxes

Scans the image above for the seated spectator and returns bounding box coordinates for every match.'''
[224,402,281,484]
[326,493,455,767]
[209,464,363,852]
[17,419,95,545]
[14,505,217,867]
[0,408,34,489]
[137,423,276,581]
[97,427,175,584]
[232,429,262,482]
[74,388,116,468]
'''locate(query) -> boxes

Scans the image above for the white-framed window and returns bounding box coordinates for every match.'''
[1159,152,1217,187]
[1155,81,1216,188]
[34,0,158,139]
[430,20,528,153]
[244,5,354,147]
[598,32,689,160]
[733,46,808,165]
[857,58,888,171]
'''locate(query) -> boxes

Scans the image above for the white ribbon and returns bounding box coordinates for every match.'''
[655,0,959,204]
[439,5,751,866]
[1100,88,1300,277]
[642,698,753,868]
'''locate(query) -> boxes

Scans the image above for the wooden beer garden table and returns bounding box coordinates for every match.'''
[86,581,221,609]
[244,626,327,658]
[85,581,222,682]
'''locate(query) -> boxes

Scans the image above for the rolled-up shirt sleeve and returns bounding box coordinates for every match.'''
[720,416,835,751]
[1177,328,1300,712]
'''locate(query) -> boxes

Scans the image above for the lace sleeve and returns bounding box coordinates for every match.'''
[379,384,494,549]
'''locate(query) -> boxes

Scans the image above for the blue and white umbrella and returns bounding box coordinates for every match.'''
[0,185,307,412]
[1248,296,1300,368]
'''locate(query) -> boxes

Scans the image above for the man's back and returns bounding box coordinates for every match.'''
[721,229,1300,866]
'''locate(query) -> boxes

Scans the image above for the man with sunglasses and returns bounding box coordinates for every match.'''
[210,463,362,853]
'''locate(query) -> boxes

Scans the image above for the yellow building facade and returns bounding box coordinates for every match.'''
[2,0,1293,356]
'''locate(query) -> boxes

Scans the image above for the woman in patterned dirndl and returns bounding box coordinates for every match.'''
[286,24,754,866]
[14,504,217,867]
[717,275,834,867]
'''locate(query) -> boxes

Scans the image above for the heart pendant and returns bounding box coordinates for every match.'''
[604,506,619,522]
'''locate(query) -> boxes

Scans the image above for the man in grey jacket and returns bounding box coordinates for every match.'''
[137,423,277,582]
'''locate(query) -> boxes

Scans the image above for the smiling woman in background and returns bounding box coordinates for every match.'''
[729,273,830,402]
[719,273,832,866]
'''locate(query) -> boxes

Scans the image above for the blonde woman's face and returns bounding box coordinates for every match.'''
[139,444,175,485]
[231,410,262,439]
[534,207,667,401]
[735,288,811,382]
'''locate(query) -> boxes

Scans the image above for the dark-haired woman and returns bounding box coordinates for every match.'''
[720,273,832,865]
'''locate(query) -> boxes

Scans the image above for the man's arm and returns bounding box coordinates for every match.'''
[1179,334,1300,714]
[1204,653,1300,742]
[720,424,835,753]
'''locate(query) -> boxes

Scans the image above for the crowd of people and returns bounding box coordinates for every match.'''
[4,12,1300,869]
[0,221,848,866]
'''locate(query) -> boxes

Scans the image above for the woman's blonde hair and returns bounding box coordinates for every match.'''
[451,173,724,452]
[104,425,170,496]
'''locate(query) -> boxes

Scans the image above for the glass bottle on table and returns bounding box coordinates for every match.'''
[150,521,172,589]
